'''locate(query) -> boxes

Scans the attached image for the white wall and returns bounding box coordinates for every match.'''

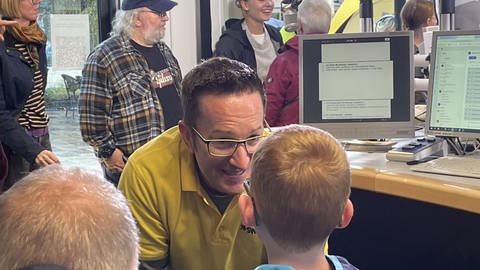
[164,1,199,75]
[165,0,244,75]
[210,0,226,54]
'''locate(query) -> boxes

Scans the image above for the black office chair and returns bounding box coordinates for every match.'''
[61,74,80,118]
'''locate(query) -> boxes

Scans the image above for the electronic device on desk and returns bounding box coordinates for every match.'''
[299,31,415,152]
[386,137,448,162]
[410,156,480,179]
[343,139,397,152]
[407,30,480,178]
[424,30,480,156]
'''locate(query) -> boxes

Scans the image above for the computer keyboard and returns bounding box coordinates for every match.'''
[410,156,480,179]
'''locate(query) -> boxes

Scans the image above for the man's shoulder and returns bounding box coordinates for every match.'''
[276,36,299,56]
[119,126,197,202]
[120,127,186,190]
[86,35,130,62]
[129,126,183,164]
[269,43,298,71]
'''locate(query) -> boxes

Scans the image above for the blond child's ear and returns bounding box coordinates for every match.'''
[239,193,257,227]
[338,199,354,229]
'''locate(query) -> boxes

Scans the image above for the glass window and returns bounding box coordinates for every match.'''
[40,0,101,171]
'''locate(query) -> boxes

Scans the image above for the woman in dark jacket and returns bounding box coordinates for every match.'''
[0,0,59,189]
[214,0,282,82]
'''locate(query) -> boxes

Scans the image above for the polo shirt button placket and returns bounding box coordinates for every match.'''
[202,197,209,206]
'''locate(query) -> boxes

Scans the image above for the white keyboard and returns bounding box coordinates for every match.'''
[410,156,480,179]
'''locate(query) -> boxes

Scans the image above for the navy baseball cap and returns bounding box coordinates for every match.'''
[121,0,178,12]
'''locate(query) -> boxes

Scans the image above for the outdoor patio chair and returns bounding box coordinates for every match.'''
[61,74,80,118]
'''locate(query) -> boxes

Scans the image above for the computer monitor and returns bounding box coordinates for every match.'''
[425,30,480,139]
[299,31,415,140]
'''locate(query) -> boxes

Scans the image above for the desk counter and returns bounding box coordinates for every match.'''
[329,151,480,270]
[348,151,480,214]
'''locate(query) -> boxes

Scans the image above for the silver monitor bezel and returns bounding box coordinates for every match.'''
[299,31,415,140]
[425,30,480,139]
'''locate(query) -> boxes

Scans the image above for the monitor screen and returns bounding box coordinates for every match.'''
[299,31,415,140]
[425,30,480,139]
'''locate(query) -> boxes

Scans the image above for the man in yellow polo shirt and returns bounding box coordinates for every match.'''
[119,57,268,270]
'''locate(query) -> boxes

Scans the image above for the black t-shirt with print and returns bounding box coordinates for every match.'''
[132,40,182,130]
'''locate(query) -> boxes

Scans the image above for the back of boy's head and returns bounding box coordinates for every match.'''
[250,124,351,252]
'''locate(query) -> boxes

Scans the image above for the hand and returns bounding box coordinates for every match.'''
[102,148,125,173]
[0,19,17,41]
[35,150,60,167]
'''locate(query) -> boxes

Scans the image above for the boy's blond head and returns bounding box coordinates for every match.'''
[250,124,351,252]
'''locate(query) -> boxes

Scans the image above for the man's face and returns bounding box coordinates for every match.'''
[186,92,265,195]
[137,9,169,45]
[242,0,274,23]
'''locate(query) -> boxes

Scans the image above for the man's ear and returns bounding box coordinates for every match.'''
[239,194,257,227]
[133,13,143,27]
[338,199,354,229]
[179,121,194,153]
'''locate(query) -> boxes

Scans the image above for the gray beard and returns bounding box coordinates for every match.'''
[143,30,164,45]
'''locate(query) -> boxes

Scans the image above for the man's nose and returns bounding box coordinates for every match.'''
[229,143,251,170]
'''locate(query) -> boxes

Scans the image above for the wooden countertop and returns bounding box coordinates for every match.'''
[348,151,480,214]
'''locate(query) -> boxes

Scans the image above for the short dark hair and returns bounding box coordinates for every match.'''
[181,57,265,126]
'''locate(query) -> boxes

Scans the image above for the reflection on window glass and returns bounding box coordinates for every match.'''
[40,0,101,171]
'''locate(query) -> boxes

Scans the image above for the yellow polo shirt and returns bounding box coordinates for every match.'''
[119,126,266,270]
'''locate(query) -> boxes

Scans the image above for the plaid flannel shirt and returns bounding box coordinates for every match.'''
[79,34,182,157]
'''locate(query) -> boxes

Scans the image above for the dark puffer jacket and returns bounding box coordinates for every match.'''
[214,18,282,70]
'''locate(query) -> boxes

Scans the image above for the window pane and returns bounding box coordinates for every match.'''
[41,0,101,171]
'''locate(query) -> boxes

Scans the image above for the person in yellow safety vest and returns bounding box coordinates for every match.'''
[280,25,296,43]
[330,0,394,33]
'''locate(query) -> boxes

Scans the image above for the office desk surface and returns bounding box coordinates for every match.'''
[347,151,480,214]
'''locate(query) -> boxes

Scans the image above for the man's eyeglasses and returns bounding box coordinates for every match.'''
[190,121,271,157]
[142,10,168,17]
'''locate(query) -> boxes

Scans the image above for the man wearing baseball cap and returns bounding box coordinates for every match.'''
[79,0,182,186]
[122,0,178,12]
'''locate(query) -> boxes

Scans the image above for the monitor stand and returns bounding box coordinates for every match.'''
[343,139,397,152]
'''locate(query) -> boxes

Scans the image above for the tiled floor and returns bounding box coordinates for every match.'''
[47,109,101,173]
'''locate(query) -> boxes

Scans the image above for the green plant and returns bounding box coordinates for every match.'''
[45,86,68,101]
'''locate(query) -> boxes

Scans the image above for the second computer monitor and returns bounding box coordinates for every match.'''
[425,30,480,139]
[300,31,415,140]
